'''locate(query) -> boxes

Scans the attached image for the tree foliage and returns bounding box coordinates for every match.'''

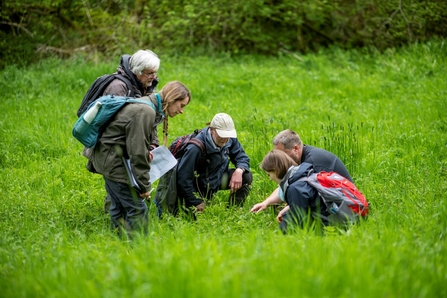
[1,0,446,67]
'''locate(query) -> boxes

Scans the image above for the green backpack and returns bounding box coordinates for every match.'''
[72,94,162,148]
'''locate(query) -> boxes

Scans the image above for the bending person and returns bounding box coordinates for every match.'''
[176,113,252,215]
[251,129,352,213]
[260,150,329,233]
[98,50,164,212]
[84,81,191,237]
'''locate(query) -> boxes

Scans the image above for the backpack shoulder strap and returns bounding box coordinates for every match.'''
[187,137,208,178]
[113,74,135,97]
[280,165,302,196]
[154,93,165,116]
[126,98,156,111]
[297,168,315,185]
[188,138,206,157]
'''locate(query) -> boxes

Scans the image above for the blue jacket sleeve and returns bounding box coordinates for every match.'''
[227,138,250,171]
[176,144,204,207]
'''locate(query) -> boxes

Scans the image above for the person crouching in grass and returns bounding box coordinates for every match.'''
[260,149,330,234]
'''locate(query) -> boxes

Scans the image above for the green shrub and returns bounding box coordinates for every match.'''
[1,0,446,67]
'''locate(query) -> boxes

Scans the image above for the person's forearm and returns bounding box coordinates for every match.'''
[263,187,282,205]
[178,182,203,207]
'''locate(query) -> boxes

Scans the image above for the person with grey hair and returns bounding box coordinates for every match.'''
[100,49,161,212]
[250,129,353,213]
[103,49,161,149]
[104,49,160,97]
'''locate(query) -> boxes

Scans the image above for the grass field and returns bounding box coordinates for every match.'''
[1,40,446,297]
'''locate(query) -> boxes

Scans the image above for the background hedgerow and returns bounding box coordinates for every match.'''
[1,0,447,68]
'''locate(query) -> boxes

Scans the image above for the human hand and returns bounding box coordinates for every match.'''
[229,168,244,193]
[140,191,151,201]
[276,205,290,223]
[148,151,154,162]
[195,201,205,213]
[140,188,154,201]
[250,202,267,213]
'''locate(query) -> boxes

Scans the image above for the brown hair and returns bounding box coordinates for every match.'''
[158,81,191,145]
[261,149,298,179]
[159,81,191,112]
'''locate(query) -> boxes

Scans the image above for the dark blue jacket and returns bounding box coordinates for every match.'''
[301,145,353,182]
[176,127,250,206]
[281,162,330,227]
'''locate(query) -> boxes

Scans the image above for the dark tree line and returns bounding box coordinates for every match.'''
[1,0,446,68]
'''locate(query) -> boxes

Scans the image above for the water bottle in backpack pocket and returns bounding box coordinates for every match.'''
[72,95,156,148]
[74,101,102,136]
[327,201,357,225]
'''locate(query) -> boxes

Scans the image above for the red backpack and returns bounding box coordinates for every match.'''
[299,171,369,224]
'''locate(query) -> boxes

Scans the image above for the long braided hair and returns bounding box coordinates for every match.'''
[158,81,192,146]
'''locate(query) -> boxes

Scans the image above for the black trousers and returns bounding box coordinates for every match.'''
[197,168,253,206]
[104,177,148,236]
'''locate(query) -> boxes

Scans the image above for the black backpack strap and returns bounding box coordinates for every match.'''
[113,74,135,97]
[77,73,136,117]
[188,138,206,158]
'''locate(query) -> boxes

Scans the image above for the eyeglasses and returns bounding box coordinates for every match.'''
[142,70,157,77]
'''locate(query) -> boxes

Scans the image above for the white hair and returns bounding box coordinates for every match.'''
[129,50,160,75]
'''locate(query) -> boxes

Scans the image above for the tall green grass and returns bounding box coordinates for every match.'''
[1,41,446,297]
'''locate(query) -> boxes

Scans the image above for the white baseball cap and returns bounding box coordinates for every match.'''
[210,113,237,138]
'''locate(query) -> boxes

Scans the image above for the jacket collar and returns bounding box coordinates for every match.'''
[146,94,164,125]
[118,54,145,96]
[279,162,313,195]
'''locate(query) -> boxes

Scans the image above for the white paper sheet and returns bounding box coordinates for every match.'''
[148,146,178,183]
[125,146,177,187]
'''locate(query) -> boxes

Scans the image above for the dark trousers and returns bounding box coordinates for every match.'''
[198,168,253,206]
[279,207,327,235]
[104,177,148,236]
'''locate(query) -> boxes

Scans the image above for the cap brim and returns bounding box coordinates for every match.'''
[215,129,237,138]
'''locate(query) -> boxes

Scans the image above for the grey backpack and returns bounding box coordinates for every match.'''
[283,167,369,225]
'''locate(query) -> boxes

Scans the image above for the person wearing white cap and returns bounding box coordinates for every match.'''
[175,113,252,214]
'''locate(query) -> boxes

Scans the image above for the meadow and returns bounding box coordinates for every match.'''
[0,40,446,297]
